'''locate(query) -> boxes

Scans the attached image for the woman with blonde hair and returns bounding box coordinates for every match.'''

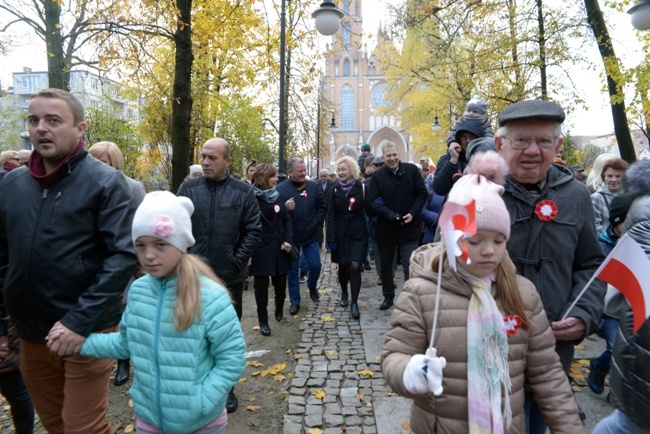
[88,140,146,385]
[0,150,22,182]
[327,156,368,319]
[89,141,146,204]
[586,153,616,194]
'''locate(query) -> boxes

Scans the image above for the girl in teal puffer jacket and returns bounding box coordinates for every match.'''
[49,191,246,434]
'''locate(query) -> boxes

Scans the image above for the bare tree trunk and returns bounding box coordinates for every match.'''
[171,0,193,192]
[584,0,636,163]
[536,0,547,99]
[44,0,69,90]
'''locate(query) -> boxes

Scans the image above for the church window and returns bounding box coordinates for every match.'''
[343,23,351,48]
[340,84,354,131]
[343,59,350,76]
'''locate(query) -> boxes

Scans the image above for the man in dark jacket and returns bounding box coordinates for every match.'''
[495,100,606,433]
[277,157,326,315]
[365,142,427,310]
[0,88,137,433]
[177,137,261,413]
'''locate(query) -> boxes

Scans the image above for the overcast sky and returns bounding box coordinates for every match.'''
[1,0,644,136]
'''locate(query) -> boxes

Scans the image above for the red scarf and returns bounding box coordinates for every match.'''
[2,162,17,172]
[29,140,85,188]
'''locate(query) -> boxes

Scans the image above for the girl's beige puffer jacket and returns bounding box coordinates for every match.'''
[381,243,583,434]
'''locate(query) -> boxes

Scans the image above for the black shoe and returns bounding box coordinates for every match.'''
[339,293,349,307]
[363,261,371,270]
[309,288,319,303]
[289,304,300,315]
[114,359,130,386]
[379,297,394,310]
[275,310,283,322]
[351,303,360,319]
[226,389,238,413]
[588,358,606,395]
[260,323,271,336]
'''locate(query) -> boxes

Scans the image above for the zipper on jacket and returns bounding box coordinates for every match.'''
[209,186,215,260]
[154,280,166,431]
[48,192,62,229]
[27,189,49,325]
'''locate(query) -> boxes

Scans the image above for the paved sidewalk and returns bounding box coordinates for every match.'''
[283,250,613,434]
[283,252,410,434]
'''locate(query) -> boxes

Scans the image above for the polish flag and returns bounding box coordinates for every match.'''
[428,157,436,173]
[438,200,476,271]
[596,234,650,334]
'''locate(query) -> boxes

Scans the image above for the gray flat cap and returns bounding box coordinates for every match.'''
[498,100,565,127]
[372,156,384,165]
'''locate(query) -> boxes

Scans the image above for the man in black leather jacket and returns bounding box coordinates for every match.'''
[0,88,138,433]
[177,137,261,413]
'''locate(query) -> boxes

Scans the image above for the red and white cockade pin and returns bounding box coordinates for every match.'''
[535,199,558,222]
[504,315,522,337]
[349,197,356,211]
[300,191,308,198]
[274,204,281,217]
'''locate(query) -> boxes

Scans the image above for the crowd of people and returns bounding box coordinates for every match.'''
[0,88,647,434]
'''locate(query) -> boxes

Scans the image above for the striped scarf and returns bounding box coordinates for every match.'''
[459,269,512,434]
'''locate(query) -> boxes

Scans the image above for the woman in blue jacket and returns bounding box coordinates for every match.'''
[49,191,246,434]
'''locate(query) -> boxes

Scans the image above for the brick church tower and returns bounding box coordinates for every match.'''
[322,0,415,171]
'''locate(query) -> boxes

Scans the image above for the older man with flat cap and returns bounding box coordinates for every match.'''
[495,100,605,433]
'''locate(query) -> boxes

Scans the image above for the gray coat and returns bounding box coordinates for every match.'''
[606,195,650,428]
[591,184,617,234]
[502,165,606,335]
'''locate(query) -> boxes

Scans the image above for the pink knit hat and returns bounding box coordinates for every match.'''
[447,174,511,239]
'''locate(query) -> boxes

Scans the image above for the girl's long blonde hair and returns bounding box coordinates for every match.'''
[431,248,530,329]
[174,253,227,331]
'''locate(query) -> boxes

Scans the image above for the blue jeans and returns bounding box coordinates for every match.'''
[593,410,650,434]
[594,315,619,373]
[287,241,322,305]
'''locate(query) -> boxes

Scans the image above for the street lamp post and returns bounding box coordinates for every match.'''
[276,0,343,181]
[278,0,289,181]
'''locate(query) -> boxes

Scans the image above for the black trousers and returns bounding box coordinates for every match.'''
[226,281,244,321]
[253,274,287,323]
[0,369,34,434]
[378,240,418,297]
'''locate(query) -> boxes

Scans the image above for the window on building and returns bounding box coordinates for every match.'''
[92,79,99,90]
[343,59,350,76]
[344,0,350,14]
[343,23,351,49]
[21,76,40,91]
[340,84,354,131]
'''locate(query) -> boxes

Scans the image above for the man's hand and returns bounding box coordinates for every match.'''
[449,142,461,165]
[551,317,586,341]
[281,242,292,253]
[402,213,414,224]
[0,335,9,359]
[285,198,295,211]
[46,322,85,357]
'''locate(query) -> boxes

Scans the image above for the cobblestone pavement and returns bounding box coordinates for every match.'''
[283,251,410,434]
[283,250,614,434]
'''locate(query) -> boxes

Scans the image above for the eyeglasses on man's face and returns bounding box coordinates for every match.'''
[501,136,558,150]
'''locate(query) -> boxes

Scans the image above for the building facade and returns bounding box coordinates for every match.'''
[323,0,419,172]
[8,67,139,149]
